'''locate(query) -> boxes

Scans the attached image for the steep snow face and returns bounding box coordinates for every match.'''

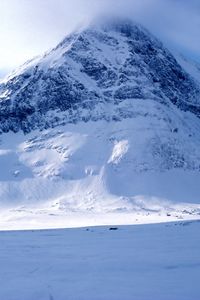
[0,18,200,133]
[0,101,200,229]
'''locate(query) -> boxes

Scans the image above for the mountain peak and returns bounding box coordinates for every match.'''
[0,17,200,133]
[56,16,142,51]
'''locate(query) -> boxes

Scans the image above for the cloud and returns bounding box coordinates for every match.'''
[98,0,200,58]
[0,0,200,74]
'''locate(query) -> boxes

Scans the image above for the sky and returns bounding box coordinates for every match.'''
[0,0,200,77]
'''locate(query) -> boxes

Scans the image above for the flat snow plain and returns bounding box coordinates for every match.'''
[0,221,200,300]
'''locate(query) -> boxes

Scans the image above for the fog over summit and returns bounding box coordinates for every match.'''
[0,0,200,76]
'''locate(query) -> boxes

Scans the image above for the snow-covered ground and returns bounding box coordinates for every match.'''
[0,221,199,300]
[0,108,200,230]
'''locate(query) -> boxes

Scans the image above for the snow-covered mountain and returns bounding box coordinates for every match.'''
[1,17,200,133]
[0,17,200,229]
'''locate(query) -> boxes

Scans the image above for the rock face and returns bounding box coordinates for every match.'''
[0,18,200,133]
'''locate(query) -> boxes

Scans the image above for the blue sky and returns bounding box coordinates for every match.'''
[0,0,200,76]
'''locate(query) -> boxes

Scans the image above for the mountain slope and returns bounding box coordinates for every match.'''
[0,18,200,133]
[175,53,200,84]
[1,113,200,229]
[0,17,200,228]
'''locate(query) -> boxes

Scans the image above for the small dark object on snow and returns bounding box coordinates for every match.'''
[109,227,118,231]
[172,128,178,133]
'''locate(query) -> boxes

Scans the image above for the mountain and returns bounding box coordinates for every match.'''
[1,18,200,133]
[0,17,200,229]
